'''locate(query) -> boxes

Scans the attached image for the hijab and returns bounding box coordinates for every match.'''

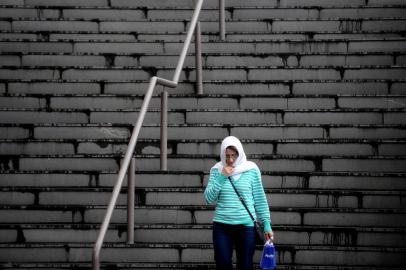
[212,136,258,180]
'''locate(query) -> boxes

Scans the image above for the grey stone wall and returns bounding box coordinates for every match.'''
[0,0,405,268]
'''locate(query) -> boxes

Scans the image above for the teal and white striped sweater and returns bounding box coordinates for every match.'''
[204,167,272,233]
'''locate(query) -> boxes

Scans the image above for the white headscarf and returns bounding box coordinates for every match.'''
[212,136,258,180]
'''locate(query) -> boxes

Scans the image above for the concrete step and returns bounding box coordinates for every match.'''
[1,81,403,96]
[0,242,405,266]
[2,6,406,21]
[1,153,406,172]
[0,264,404,270]
[0,7,223,21]
[0,172,204,188]
[1,205,405,227]
[1,138,406,157]
[1,18,406,33]
[1,224,405,248]
[1,108,405,125]
[1,186,404,210]
[2,80,403,95]
[1,172,405,191]
[2,52,405,68]
[3,0,405,9]
[2,66,406,82]
[224,32,406,41]
[1,40,406,54]
[1,94,406,110]
[233,7,406,20]
[2,123,406,140]
[1,32,405,42]
[0,262,216,270]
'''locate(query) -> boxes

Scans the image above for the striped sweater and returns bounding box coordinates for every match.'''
[204,167,272,233]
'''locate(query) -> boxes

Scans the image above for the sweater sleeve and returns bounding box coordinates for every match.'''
[252,168,272,232]
[204,168,228,205]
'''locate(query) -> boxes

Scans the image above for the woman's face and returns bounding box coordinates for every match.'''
[225,147,238,166]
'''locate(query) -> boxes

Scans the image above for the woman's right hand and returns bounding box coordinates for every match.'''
[222,166,233,176]
[265,231,274,242]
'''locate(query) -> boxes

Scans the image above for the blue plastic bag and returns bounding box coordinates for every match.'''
[260,240,277,269]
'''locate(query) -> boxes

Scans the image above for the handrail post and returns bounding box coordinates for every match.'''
[219,0,225,40]
[92,251,99,270]
[195,21,203,95]
[160,90,168,171]
[127,157,135,244]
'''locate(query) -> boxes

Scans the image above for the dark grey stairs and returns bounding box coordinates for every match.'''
[1,0,406,269]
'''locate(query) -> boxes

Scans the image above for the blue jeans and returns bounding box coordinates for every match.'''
[212,221,256,270]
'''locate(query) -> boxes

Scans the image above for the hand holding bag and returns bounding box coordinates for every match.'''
[260,240,277,269]
[227,176,265,244]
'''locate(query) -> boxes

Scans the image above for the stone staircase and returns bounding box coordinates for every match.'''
[1,0,406,269]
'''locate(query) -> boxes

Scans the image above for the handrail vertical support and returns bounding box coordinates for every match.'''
[92,250,99,270]
[195,21,203,95]
[127,157,135,244]
[219,0,225,40]
[160,90,168,171]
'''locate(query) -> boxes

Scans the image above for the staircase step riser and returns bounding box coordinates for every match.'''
[1,227,406,247]
[4,0,404,8]
[1,209,405,228]
[2,54,405,68]
[0,246,405,266]
[1,111,406,125]
[1,41,406,54]
[1,157,405,172]
[1,190,405,209]
[2,7,406,21]
[2,96,406,111]
[3,81,404,95]
[2,20,406,33]
[3,126,406,140]
[2,141,406,156]
[2,174,406,190]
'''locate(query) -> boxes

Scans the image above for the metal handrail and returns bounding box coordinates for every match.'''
[219,0,226,40]
[92,0,205,268]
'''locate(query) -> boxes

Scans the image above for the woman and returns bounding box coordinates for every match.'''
[204,136,274,270]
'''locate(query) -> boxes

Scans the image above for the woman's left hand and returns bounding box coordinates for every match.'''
[264,231,274,242]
